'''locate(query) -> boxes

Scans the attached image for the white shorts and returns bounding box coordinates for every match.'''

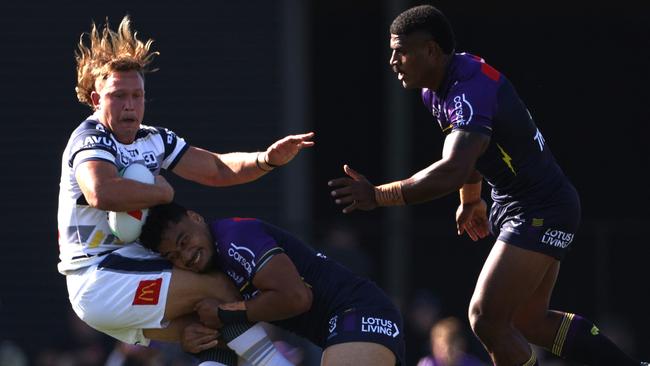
[66,244,173,346]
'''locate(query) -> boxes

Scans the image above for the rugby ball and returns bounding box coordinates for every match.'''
[107,163,155,243]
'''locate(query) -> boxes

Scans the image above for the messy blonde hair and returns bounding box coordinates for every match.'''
[75,16,158,108]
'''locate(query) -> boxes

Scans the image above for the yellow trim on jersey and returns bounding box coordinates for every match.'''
[552,313,575,356]
[239,281,251,293]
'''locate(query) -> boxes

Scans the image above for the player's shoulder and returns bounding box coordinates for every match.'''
[70,117,109,138]
[450,53,502,85]
[67,118,117,154]
[219,217,265,230]
[132,123,164,140]
[212,217,269,240]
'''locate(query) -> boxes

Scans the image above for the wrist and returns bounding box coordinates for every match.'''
[374,181,405,206]
[263,152,280,168]
[255,152,274,172]
[218,302,249,324]
[459,182,482,204]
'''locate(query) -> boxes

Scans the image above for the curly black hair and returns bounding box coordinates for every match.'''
[389,5,455,54]
[139,202,188,252]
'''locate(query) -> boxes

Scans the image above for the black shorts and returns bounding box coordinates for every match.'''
[322,282,405,365]
[490,183,581,260]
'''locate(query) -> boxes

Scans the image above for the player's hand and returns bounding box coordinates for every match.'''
[195,298,223,329]
[264,132,315,167]
[328,164,377,214]
[154,175,174,203]
[180,322,220,354]
[456,199,489,241]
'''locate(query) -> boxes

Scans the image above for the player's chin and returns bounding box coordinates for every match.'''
[400,79,417,89]
[196,258,211,273]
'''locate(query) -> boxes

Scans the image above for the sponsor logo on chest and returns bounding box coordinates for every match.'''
[228,243,256,275]
[449,93,474,126]
[117,145,159,170]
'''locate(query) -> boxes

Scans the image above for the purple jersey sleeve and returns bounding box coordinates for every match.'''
[444,64,500,136]
[211,218,284,285]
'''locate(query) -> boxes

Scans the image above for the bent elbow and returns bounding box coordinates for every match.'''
[85,188,117,211]
[298,286,314,313]
[290,286,313,315]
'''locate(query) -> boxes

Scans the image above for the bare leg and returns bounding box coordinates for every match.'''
[164,268,241,322]
[321,342,395,366]
[143,314,197,341]
[468,241,556,365]
[513,261,564,347]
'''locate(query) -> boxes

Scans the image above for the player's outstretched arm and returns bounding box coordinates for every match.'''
[329,130,489,213]
[171,132,315,187]
[328,165,378,213]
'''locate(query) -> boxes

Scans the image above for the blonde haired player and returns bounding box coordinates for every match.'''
[58,16,313,365]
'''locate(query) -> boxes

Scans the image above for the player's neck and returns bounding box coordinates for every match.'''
[429,53,452,92]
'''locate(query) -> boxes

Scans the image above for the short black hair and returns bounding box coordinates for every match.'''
[389,5,455,54]
[139,202,189,252]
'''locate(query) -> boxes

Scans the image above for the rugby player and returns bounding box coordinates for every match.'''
[58,16,313,365]
[139,202,406,366]
[328,5,647,366]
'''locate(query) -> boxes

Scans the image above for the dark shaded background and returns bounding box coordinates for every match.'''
[0,0,648,364]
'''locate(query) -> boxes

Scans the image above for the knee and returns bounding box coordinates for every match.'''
[468,299,509,340]
[468,301,486,337]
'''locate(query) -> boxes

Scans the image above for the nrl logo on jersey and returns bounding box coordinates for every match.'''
[431,104,441,119]
[227,269,245,285]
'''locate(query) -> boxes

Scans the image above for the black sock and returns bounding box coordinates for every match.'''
[552,313,639,366]
[220,322,253,343]
[196,347,238,365]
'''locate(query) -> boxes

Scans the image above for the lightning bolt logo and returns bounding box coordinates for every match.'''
[497,144,516,175]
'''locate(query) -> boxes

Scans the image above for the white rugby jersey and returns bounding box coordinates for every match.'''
[57,116,188,274]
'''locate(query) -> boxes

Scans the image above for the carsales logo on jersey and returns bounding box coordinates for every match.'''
[228,243,256,275]
[449,93,474,126]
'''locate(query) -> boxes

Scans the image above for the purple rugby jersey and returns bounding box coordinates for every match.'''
[208,217,373,346]
[422,53,569,205]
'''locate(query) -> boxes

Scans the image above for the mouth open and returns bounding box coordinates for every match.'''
[190,249,202,267]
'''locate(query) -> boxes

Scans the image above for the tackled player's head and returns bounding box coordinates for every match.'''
[75,16,158,143]
[140,202,215,273]
[388,5,455,89]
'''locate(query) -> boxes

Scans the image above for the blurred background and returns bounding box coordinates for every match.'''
[0,0,648,365]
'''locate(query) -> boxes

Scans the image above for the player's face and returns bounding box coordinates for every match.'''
[389,33,438,89]
[91,70,145,144]
[157,211,215,273]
